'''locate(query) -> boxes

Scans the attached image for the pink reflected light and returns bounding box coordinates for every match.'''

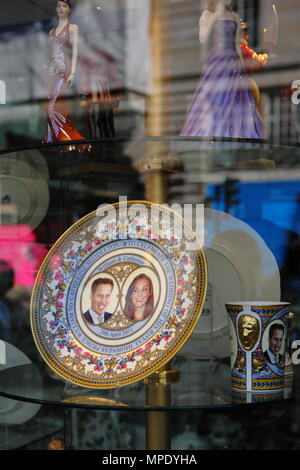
[0,225,48,287]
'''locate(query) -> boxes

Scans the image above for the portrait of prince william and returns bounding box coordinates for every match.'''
[83,277,114,325]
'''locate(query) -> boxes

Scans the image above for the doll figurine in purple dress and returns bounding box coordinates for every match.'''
[180,0,265,139]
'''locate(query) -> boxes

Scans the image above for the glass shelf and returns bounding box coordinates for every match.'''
[2,137,300,179]
[1,137,300,413]
[0,419,62,451]
[0,357,297,412]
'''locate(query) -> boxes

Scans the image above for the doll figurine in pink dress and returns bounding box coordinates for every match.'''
[44,0,86,144]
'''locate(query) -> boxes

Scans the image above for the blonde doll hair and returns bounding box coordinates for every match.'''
[206,0,218,12]
[216,0,232,9]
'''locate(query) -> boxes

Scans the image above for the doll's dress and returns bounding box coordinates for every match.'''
[180,19,265,139]
[44,23,85,144]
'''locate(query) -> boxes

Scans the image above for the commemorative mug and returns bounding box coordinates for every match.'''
[226,301,290,393]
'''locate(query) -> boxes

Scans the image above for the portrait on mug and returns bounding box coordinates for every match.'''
[262,320,285,369]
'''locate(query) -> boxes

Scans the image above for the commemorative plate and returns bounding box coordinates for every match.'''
[30,201,207,388]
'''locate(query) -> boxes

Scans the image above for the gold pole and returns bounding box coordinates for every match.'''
[146,384,171,450]
[139,1,181,450]
[142,162,173,450]
[145,171,168,205]
[144,366,180,450]
[138,0,180,207]
[135,151,181,205]
[146,0,172,137]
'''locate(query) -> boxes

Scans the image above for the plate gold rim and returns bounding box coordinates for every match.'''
[30,200,207,388]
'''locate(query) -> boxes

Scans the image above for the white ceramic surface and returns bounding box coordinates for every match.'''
[0,341,41,425]
[0,158,49,233]
[180,208,281,358]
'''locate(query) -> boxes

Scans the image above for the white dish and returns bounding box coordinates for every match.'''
[30,201,207,388]
[13,149,50,181]
[0,158,49,233]
[0,341,41,425]
[180,208,281,358]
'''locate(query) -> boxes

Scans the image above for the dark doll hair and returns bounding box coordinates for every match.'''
[56,0,72,8]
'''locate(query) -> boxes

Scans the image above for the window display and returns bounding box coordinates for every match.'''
[79,38,120,139]
[1,0,300,452]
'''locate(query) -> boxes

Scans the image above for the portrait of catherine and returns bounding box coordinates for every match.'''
[123,273,154,322]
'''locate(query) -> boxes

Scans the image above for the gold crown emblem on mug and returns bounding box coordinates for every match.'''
[238,315,260,351]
